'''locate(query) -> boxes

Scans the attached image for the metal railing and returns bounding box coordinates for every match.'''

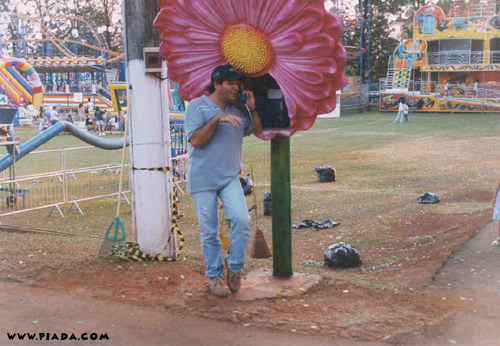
[340,83,369,110]
[0,146,130,217]
[381,80,500,99]
[427,51,500,65]
[170,123,188,158]
[171,154,188,193]
[447,4,498,18]
[43,82,109,95]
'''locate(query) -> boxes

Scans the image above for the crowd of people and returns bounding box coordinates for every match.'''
[16,98,125,135]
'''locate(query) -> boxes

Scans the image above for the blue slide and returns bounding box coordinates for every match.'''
[0,120,129,172]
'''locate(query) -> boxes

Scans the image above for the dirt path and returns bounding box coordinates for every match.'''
[0,222,498,345]
[407,220,500,346]
[0,281,381,346]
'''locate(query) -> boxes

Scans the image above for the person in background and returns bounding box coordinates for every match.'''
[38,107,48,132]
[108,114,117,132]
[77,103,85,122]
[18,104,26,119]
[393,99,405,124]
[49,106,58,126]
[26,102,36,121]
[38,106,45,121]
[86,97,94,114]
[94,106,104,136]
[403,100,409,122]
[119,112,125,132]
[473,80,479,98]
[491,175,500,246]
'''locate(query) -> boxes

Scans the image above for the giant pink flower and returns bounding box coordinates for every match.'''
[154,0,347,140]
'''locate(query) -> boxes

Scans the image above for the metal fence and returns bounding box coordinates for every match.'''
[171,123,188,158]
[380,79,500,99]
[0,146,130,217]
[340,83,370,110]
[172,154,188,193]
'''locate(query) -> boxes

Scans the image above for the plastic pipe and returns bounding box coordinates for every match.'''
[0,120,130,172]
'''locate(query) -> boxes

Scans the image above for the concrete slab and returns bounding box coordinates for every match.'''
[235,268,321,301]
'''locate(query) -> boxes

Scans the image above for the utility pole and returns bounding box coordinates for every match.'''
[123,0,174,256]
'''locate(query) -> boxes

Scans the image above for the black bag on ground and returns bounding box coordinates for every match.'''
[417,192,440,204]
[324,242,362,268]
[263,192,272,216]
[239,176,253,196]
[315,166,336,182]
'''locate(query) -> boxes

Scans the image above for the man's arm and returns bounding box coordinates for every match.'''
[243,91,263,135]
[250,110,263,135]
[189,113,243,148]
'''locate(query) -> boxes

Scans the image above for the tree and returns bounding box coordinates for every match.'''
[334,0,401,83]
[1,0,122,57]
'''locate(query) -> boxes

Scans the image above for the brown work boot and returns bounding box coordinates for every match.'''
[226,268,241,293]
[207,277,229,298]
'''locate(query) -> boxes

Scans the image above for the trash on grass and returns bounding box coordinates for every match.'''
[324,242,362,268]
[417,192,440,204]
[315,166,336,182]
[263,192,272,216]
[239,176,254,196]
[292,219,340,231]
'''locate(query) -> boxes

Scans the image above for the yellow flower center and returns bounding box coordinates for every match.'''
[221,25,272,76]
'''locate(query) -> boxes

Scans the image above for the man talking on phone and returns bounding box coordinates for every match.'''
[185,64,263,298]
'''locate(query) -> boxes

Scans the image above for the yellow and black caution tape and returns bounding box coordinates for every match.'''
[109,166,184,262]
[132,166,172,172]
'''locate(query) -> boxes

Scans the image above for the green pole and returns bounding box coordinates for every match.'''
[271,136,293,277]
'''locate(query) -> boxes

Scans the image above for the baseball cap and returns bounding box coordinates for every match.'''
[211,64,245,83]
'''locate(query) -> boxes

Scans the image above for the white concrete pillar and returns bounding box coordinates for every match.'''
[127,60,173,256]
[124,0,174,256]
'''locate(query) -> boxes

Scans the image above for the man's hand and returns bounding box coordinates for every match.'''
[244,91,256,110]
[242,90,262,135]
[216,113,243,127]
[190,113,243,148]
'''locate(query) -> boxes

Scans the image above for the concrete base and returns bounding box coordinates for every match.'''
[235,268,321,301]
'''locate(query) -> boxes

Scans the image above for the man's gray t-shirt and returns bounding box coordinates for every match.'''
[185,95,253,194]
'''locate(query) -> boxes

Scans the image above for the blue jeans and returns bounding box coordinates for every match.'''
[191,177,250,278]
[393,110,404,124]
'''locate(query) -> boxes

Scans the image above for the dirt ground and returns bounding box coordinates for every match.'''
[2,115,500,344]
[1,217,499,345]
[0,190,497,344]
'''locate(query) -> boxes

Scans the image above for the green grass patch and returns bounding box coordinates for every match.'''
[1,111,499,288]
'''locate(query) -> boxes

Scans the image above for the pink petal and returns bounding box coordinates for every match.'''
[154,0,347,139]
[264,0,314,33]
[185,28,220,45]
[185,1,226,32]
[280,56,338,75]
[271,7,324,39]
[168,51,223,74]
[246,1,293,34]
[271,32,305,53]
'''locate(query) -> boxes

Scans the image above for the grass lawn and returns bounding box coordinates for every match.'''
[1,110,499,288]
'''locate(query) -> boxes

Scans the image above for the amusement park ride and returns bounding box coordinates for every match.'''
[0,11,190,118]
[380,3,500,113]
[0,12,125,111]
[0,1,372,116]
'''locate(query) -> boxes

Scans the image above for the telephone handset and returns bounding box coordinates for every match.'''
[238,86,247,104]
